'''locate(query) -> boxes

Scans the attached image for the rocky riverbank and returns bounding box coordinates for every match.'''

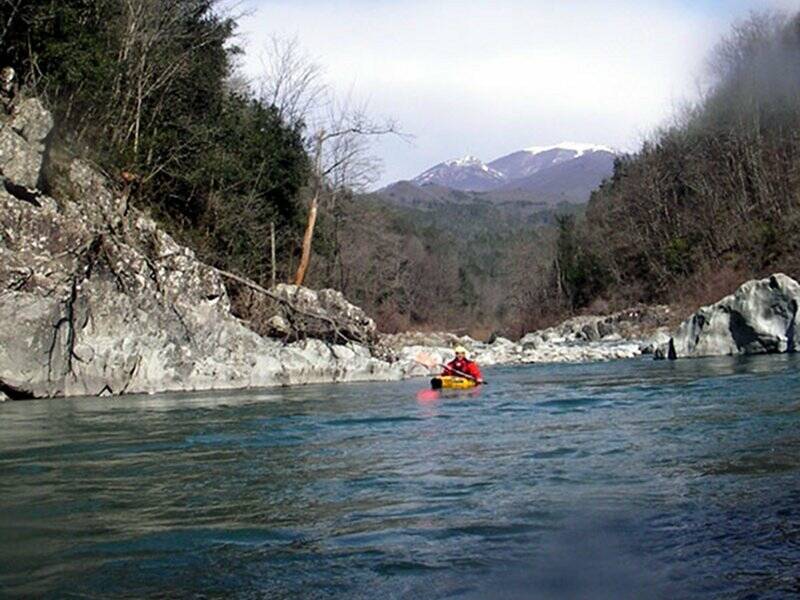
[2,98,798,401]
[393,272,800,367]
[381,305,673,368]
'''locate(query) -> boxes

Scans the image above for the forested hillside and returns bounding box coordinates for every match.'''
[2,0,310,287]
[542,11,800,317]
[307,194,576,336]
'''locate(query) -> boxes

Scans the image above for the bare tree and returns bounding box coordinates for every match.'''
[293,106,400,287]
[0,0,25,47]
[104,0,236,167]
[256,34,405,287]
[257,34,327,128]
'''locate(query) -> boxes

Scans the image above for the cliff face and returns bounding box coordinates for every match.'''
[0,99,406,399]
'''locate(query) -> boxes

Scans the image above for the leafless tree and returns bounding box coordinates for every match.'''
[294,106,401,287]
[0,0,24,47]
[110,0,233,161]
[257,34,327,128]
[255,34,405,287]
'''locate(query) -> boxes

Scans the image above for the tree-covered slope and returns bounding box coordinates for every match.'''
[544,11,800,315]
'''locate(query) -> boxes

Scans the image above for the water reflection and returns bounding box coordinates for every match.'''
[415,385,483,405]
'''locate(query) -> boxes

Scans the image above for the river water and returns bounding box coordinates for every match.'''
[2,355,800,599]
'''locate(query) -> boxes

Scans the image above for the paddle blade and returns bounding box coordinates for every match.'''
[413,351,440,370]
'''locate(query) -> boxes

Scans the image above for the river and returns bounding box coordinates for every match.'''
[2,355,800,598]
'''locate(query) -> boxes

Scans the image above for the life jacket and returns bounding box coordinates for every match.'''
[444,357,482,380]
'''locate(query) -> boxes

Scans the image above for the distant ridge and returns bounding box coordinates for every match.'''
[381,142,618,208]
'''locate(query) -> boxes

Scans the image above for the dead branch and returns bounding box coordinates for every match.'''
[212,266,368,345]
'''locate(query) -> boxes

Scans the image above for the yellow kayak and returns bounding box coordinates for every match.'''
[430,376,478,390]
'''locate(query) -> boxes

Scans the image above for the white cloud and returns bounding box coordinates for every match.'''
[237,0,794,186]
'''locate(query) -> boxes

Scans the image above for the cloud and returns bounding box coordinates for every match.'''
[238,0,795,186]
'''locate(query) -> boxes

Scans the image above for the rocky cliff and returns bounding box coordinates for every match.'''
[0,99,411,399]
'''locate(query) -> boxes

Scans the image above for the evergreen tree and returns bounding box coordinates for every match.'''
[0,0,310,286]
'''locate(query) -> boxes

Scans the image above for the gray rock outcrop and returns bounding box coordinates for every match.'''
[655,273,800,359]
[265,284,377,344]
[0,97,52,189]
[0,98,409,399]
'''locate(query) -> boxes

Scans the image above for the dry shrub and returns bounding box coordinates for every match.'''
[226,281,280,337]
[766,256,800,283]
[467,323,496,342]
[584,297,611,315]
[666,264,752,325]
[507,309,567,339]
[374,311,412,334]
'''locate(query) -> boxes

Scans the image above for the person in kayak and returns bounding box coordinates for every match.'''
[442,345,483,383]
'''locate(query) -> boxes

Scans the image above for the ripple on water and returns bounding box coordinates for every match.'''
[537,396,614,412]
[325,415,425,427]
[528,446,580,459]
[702,453,800,476]
[3,357,800,598]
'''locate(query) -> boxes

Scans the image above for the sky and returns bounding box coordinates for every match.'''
[236,0,798,188]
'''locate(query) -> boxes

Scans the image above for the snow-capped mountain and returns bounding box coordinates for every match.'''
[489,142,615,183]
[387,142,618,205]
[412,155,507,192]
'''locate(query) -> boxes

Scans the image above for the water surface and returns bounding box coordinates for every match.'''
[2,355,800,598]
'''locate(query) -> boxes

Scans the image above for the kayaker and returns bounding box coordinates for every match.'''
[442,345,483,383]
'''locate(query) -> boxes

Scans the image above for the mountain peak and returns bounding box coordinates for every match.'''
[412,154,506,192]
[399,140,618,199]
[446,154,483,166]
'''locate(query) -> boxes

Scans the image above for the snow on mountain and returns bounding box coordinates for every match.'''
[495,148,617,201]
[392,142,619,204]
[488,142,617,185]
[412,154,507,192]
[524,142,616,158]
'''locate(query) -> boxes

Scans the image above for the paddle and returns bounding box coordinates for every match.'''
[413,351,486,384]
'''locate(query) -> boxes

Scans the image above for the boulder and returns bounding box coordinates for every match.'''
[267,284,377,344]
[656,274,800,359]
[519,332,543,350]
[8,97,53,147]
[265,315,292,337]
[0,97,52,189]
[597,319,616,338]
[640,328,671,355]
[579,321,601,342]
